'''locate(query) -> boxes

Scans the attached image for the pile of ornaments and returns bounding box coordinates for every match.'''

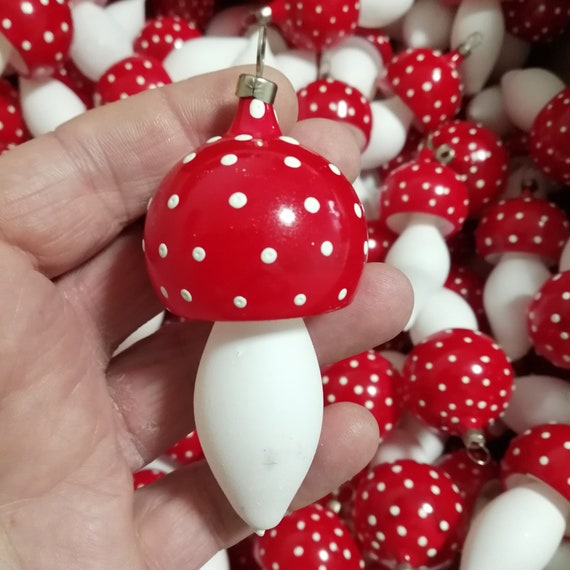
[2,0,570,569]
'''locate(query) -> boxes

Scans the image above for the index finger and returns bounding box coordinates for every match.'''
[0,66,299,278]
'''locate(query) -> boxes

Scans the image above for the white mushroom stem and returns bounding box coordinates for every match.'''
[104,0,146,45]
[371,413,446,466]
[321,36,384,100]
[19,77,87,137]
[544,540,570,570]
[450,0,505,96]
[466,85,514,137]
[460,479,568,570]
[501,375,570,434]
[358,0,414,28]
[559,238,570,272]
[402,0,455,50]
[360,97,414,170]
[273,49,318,93]
[198,550,230,570]
[194,318,323,531]
[0,33,12,77]
[385,214,451,330]
[164,36,248,82]
[409,286,479,345]
[501,68,566,132]
[483,252,551,361]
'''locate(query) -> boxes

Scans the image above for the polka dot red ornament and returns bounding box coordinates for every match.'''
[143,31,367,531]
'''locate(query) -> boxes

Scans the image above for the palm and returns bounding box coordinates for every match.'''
[0,67,411,569]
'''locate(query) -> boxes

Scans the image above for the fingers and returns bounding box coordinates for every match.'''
[133,403,378,569]
[107,262,412,469]
[0,65,298,279]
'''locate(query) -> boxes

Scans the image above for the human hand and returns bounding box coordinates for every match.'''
[0,66,412,569]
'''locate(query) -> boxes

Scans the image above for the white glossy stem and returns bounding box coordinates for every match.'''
[402,0,455,50]
[194,319,323,531]
[358,0,414,28]
[386,216,450,330]
[450,0,505,96]
[461,480,568,570]
[466,85,513,137]
[361,97,414,170]
[501,68,566,132]
[104,0,145,45]
[322,36,384,100]
[560,238,570,272]
[19,77,87,137]
[545,540,570,570]
[501,375,570,434]
[113,312,165,356]
[273,49,318,92]
[483,252,550,361]
[410,286,479,345]
[164,37,248,82]
[372,413,445,466]
[70,1,134,81]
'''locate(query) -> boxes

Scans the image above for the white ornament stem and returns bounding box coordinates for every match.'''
[461,480,568,570]
[559,238,570,272]
[483,252,551,361]
[0,33,12,77]
[402,0,455,50]
[545,540,570,570]
[273,49,318,93]
[386,215,451,330]
[19,77,87,137]
[501,375,570,434]
[194,318,323,531]
[501,68,566,132]
[70,1,134,81]
[322,36,384,100]
[198,550,230,570]
[104,0,146,45]
[164,37,248,82]
[361,96,414,170]
[466,85,513,137]
[358,0,414,28]
[450,0,505,96]
[410,287,479,345]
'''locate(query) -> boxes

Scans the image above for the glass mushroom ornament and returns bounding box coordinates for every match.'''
[143,52,368,531]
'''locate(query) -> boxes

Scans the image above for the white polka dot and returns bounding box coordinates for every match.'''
[234,296,247,309]
[304,197,320,213]
[338,288,348,301]
[183,152,196,164]
[539,456,549,465]
[160,286,168,298]
[293,546,304,557]
[418,536,428,547]
[389,505,400,516]
[368,515,377,525]
[279,135,300,145]
[22,40,31,51]
[234,134,253,141]
[294,294,307,306]
[354,203,363,218]
[221,154,238,166]
[249,99,266,119]
[44,31,54,43]
[229,192,247,209]
[181,289,192,302]
[192,247,206,262]
[284,156,301,168]
[397,526,407,536]
[206,136,222,144]
[2,18,11,29]
[261,247,277,264]
[321,241,333,256]
[158,243,168,258]
[167,195,179,209]
[21,2,33,14]
[329,163,341,175]
[427,548,437,558]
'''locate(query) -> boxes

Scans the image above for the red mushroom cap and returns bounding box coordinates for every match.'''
[444,264,487,331]
[380,151,469,238]
[529,87,570,186]
[94,55,171,105]
[382,47,463,132]
[429,120,509,217]
[402,328,514,436]
[321,349,403,438]
[0,78,28,146]
[354,26,393,66]
[165,430,205,466]
[366,219,398,263]
[297,78,372,150]
[475,194,569,265]
[144,95,368,322]
[0,0,73,78]
[134,15,201,62]
[501,423,570,502]
[148,0,215,30]
[502,0,570,43]
[527,270,570,369]
[52,59,96,109]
